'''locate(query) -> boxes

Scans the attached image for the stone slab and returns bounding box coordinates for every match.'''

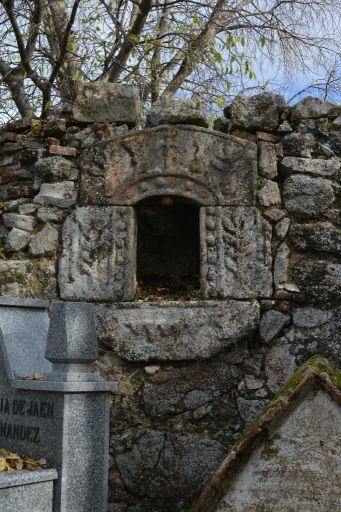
[0,468,58,488]
[201,207,272,299]
[59,206,136,301]
[0,475,56,512]
[73,83,141,124]
[0,303,51,378]
[215,390,341,512]
[95,300,259,362]
[80,125,257,206]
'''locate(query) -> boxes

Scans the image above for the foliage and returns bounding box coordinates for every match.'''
[0,0,341,121]
[0,448,48,472]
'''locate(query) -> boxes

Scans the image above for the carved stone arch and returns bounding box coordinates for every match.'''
[123,174,217,205]
[80,125,257,207]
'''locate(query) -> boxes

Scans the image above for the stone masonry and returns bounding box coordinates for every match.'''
[0,87,340,512]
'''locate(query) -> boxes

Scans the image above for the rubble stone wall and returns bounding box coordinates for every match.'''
[0,91,340,512]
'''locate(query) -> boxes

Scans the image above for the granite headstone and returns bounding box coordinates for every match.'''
[0,297,116,512]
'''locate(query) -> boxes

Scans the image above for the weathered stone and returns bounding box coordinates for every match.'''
[17,203,37,215]
[280,156,340,177]
[35,156,75,181]
[227,93,286,132]
[146,98,208,127]
[5,228,31,252]
[263,208,286,222]
[260,310,290,344]
[277,120,292,133]
[202,207,272,299]
[243,375,264,390]
[95,301,259,361]
[283,175,335,218]
[114,429,225,508]
[292,259,341,303]
[214,389,341,512]
[59,206,135,301]
[73,82,141,124]
[0,260,35,297]
[290,221,341,253]
[332,114,341,129]
[274,242,290,289]
[34,181,77,208]
[265,343,297,393]
[48,145,76,157]
[42,118,66,138]
[29,223,59,256]
[2,213,37,231]
[257,132,277,142]
[292,307,333,328]
[213,116,230,133]
[291,96,335,121]
[37,207,65,223]
[275,217,290,240]
[258,141,277,178]
[236,398,268,427]
[282,132,316,157]
[0,167,33,185]
[257,179,281,206]
[80,125,257,206]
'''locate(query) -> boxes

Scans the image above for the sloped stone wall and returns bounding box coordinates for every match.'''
[0,92,340,512]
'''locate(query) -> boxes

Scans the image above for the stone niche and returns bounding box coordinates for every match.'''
[58,124,272,360]
[60,125,271,300]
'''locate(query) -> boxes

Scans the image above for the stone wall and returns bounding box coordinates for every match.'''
[0,90,340,512]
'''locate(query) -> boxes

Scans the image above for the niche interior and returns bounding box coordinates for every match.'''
[135,196,200,299]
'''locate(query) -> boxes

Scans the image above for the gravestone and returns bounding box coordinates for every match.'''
[195,357,341,512]
[0,297,116,512]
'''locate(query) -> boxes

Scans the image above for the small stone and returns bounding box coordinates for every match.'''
[258,142,277,178]
[227,93,286,132]
[292,307,333,328]
[278,120,292,133]
[18,203,37,215]
[260,310,290,344]
[2,213,37,231]
[43,118,66,138]
[244,375,264,390]
[237,398,268,426]
[265,344,297,393]
[275,218,290,240]
[37,207,65,223]
[283,175,335,218]
[34,181,77,208]
[263,208,286,222]
[213,116,230,133]
[332,115,341,129]
[5,228,31,252]
[35,156,75,181]
[257,132,277,142]
[280,156,340,178]
[44,137,60,146]
[291,96,335,121]
[6,118,32,133]
[144,365,161,375]
[28,222,59,256]
[48,145,77,157]
[146,98,208,127]
[231,129,257,142]
[290,221,341,253]
[274,242,290,289]
[282,133,316,158]
[258,180,281,206]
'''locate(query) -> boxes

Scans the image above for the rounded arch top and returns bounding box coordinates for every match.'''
[80,124,257,207]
